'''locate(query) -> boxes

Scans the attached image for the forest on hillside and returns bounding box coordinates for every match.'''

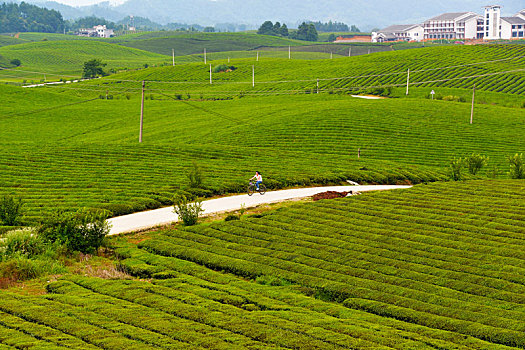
[0,2,64,33]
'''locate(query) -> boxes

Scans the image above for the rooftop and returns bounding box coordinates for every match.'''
[425,12,475,22]
[501,16,525,24]
[380,24,420,33]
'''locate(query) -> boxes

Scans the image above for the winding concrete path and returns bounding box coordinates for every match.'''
[108,185,411,235]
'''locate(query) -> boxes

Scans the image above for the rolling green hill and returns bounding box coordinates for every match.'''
[0,35,26,47]
[114,32,310,56]
[2,180,524,349]
[0,40,170,81]
[71,44,525,99]
[0,81,523,222]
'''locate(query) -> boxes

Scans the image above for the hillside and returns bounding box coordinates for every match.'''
[0,40,170,80]
[2,180,525,348]
[113,32,308,56]
[1,80,524,222]
[69,44,525,96]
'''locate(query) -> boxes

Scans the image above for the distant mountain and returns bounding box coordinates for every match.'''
[17,0,525,30]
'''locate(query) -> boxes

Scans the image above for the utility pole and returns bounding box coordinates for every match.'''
[406,68,410,95]
[210,64,212,84]
[204,48,207,64]
[172,49,175,66]
[349,47,351,57]
[228,57,230,63]
[257,51,259,61]
[139,81,145,143]
[252,65,255,87]
[368,48,371,55]
[470,84,476,124]
[330,51,333,59]
[289,45,291,59]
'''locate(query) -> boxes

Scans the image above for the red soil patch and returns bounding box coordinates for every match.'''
[312,191,350,201]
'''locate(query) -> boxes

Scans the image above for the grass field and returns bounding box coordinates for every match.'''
[1,180,524,349]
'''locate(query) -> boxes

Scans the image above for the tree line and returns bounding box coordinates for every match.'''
[257,21,319,41]
[0,2,64,33]
[308,20,360,33]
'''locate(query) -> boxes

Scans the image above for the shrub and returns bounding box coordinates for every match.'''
[442,95,462,102]
[225,214,240,221]
[449,157,464,181]
[507,153,525,179]
[0,228,44,260]
[173,193,203,226]
[188,161,204,188]
[10,58,21,66]
[38,209,110,254]
[213,64,236,73]
[465,153,488,175]
[0,195,23,226]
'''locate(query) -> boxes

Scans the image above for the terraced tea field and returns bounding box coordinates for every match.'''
[0,40,170,81]
[1,180,524,349]
[3,80,525,223]
[71,44,525,98]
[114,32,308,56]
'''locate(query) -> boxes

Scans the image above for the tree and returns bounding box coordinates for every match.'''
[292,22,318,41]
[327,33,336,42]
[203,26,215,32]
[280,23,289,37]
[258,21,275,35]
[82,59,107,78]
[10,58,21,67]
[350,25,361,33]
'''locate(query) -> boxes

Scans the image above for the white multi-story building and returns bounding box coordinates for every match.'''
[374,5,525,43]
[423,12,484,40]
[484,5,525,39]
[372,24,424,42]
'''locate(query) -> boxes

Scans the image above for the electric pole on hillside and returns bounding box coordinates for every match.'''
[289,45,291,59]
[349,47,351,57]
[172,49,175,66]
[210,64,212,84]
[204,48,207,64]
[139,81,145,143]
[406,69,410,95]
[252,65,255,87]
[470,84,476,124]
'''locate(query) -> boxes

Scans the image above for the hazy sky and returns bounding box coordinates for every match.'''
[51,0,126,6]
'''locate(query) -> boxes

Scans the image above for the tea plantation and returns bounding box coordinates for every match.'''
[1,181,524,349]
[1,34,525,349]
[2,80,525,223]
[71,44,525,98]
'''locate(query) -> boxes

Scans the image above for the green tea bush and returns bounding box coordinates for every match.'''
[187,161,204,188]
[0,228,44,260]
[0,195,23,226]
[465,153,488,175]
[507,153,525,179]
[449,157,464,181]
[173,193,203,226]
[38,209,110,254]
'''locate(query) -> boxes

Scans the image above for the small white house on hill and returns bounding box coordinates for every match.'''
[77,25,114,38]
